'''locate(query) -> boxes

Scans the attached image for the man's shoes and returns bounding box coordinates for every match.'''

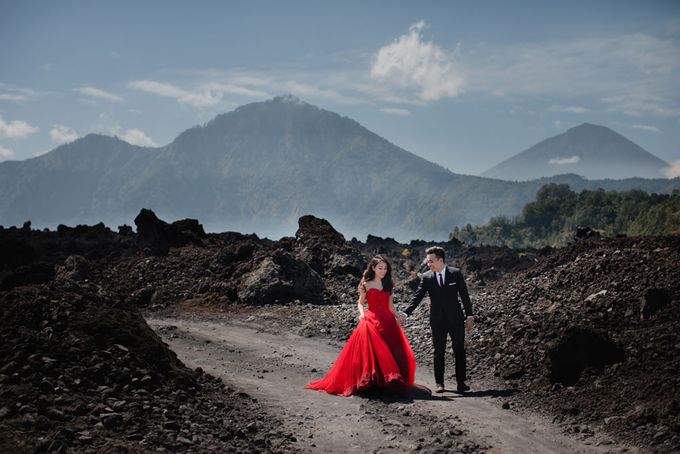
[456,382,470,393]
[435,383,445,393]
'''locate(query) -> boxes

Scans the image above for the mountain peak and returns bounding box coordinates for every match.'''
[482,123,668,181]
[567,123,615,134]
[571,122,603,129]
[272,94,306,105]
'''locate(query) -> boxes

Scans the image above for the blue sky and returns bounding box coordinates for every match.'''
[1,0,679,176]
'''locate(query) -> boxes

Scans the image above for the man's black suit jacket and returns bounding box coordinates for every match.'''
[404,266,473,325]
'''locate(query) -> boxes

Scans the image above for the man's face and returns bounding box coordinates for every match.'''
[426,253,445,272]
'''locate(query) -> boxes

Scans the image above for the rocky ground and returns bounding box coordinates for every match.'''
[0,280,298,453]
[225,236,679,452]
[1,209,678,452]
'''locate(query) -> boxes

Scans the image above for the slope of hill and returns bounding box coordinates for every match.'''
[482,123,669,181]
[1,97,679,240]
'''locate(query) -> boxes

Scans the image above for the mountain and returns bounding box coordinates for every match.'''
[1,97,679,240]
[481,123,669,181]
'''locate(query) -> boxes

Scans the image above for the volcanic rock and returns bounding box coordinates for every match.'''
[294,215,364,278]
[640,288,672,320]
[546,326,625,385]
[296,215,346,246]
[55,255,91,282]
[238,248,324,305]
[0,279,298,452]
[0,261,54,291]
[134,208,206,255]
[575,226,601,241]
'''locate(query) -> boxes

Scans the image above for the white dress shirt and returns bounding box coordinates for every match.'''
[436,268,446,286]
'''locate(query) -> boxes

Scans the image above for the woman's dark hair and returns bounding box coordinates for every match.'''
[362,255,394,293]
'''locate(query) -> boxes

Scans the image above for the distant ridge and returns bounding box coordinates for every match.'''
[1,99,679,240]
[482,123,669,181]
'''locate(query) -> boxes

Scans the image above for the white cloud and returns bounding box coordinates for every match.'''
[78,98,98,106]
[370,21,463,101]
[129,80,221,107]
[117,128,157,147]
[663,160,680,178]
[632,124,660,133]
[282,80,362,105]
[169,68,413,108]
[466,33,679,117]
[0,145,15,159]
[550,106,589,113]
[549,156,580,165]
[50,125,79,144]
[602,93,680,118]
[0,93,26,101]
[0,116,39,139]
[379,107,411,116]
[202,82,268,98]
[0,82,40,102]
[129,79,268,108]
[73,85,123,103]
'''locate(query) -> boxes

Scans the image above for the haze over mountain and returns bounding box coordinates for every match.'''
[481,123,669,181]
[1,96,679,240]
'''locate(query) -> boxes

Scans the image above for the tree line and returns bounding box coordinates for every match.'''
[451,184,680,248]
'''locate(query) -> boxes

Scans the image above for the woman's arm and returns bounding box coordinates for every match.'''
[388,294,398,317]
[357,279,367,318]
[389,294,405,325]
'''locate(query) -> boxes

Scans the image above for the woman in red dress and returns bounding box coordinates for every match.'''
[306,255,417,396]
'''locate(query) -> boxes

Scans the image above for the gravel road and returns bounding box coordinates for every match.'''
[148,316,635,453]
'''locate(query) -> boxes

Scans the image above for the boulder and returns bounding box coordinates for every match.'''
[134,209,206,255]
[546,326,624,385]
[574,226,600,241]
[294,215,364,278]
[238,249,325,305]
[296,215,346,246]
[55,255,91,282]
[117,224,134,236]
[640,288,672,320]
[365,234,401,252]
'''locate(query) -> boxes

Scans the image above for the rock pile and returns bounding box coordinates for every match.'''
[465,235,680,451]
[0,277,297,452]
[233,234,680,451]
[4,212,678,451]
[545,326,625,385]
[134,208,206,255]
[97,212,365,307]
[0,222,137,291]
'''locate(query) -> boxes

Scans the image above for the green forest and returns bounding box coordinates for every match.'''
[451,184,680,248]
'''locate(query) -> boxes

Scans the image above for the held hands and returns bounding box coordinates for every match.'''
[396,312,407,326]
[465,316,474,334]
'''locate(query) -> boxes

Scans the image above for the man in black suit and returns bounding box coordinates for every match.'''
[401,246,474,393]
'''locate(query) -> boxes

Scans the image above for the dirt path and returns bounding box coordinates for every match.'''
[148,316,633,453]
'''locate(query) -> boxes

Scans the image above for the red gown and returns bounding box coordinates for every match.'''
[306,288,417,396]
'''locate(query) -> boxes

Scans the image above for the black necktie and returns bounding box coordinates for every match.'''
[438,273,444,287]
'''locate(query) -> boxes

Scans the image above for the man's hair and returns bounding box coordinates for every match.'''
[425,246,445,261]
